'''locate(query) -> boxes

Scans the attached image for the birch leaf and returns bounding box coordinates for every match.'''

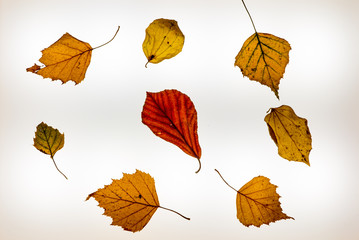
[143,18,185,67]
[215,170,294,227]
[26,27,120,84]
[33,122,67,179]
[264,105,312,166]
[141,89,202,173]
[235,33,291,99]
[86,170,189,232]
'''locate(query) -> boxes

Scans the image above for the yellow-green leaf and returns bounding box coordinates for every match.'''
[142,18,185,67]
[235,33,291,99]
[264,105,312,166]
[33,122,67,179]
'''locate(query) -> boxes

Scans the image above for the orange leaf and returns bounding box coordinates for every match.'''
[27,27,120,84]
[216,170,294,227]
[235,33,291,99]
[86,170,189,232]
[141,89,202,173]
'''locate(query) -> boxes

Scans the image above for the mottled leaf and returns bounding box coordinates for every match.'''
[143,18,185,67]
[264,105,312,166]
[33,122,67,179]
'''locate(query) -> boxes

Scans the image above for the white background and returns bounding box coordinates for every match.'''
[1,0,358,239]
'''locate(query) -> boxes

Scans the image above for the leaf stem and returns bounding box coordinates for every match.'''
[214,169,237,193]
[51,156,68,180]
[92,26,120,50]
[241,0,258,33]
[195,158,201,174]
[159,206,190,220]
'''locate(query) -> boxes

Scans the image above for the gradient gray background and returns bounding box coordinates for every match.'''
[1,0,358,239]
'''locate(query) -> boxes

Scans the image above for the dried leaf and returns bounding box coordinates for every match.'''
[33,122,67,179]
[143,18,185,67]
[264,105,312,166]
[141,89,202,173]
[27,27,120,84]
[215,170,294,227]
[235,33,291,99]
[27,33,92,84]
[86,170,189,232]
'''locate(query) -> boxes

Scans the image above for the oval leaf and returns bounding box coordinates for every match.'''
[141,89,202,173]
[27,33,92,84]
[33,122,67,179]
[86,170,189,232]
[142,18,185,67]
[236,176,294,227]
[264,105,312,166]
[235,33,291,99]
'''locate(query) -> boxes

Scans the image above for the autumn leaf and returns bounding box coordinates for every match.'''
[86,170,190,232]
[264,105,312,166]
[142,18,185,67]
[33,122,67,179]
[215,169,294,227]
[141,89,202,173]
[235,33,291,98]
[27,26,120,84]
[235,0,291,99]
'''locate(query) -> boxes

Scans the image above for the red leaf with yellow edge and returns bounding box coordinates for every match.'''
[141,89,202,173]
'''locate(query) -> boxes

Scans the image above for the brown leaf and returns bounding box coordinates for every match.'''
[215,170,294,227]
[264,105,312,166]
[27,27,120,84]
[235,33,291,99]
[86,170,189,232]
[26,64,41,73]
[141,89,202,173]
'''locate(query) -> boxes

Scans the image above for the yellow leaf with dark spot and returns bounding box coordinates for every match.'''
[142,18,185,67]
[264,105,312,166]
[86,170,189,232]
[33,122,67,179]
[235,33,291,99]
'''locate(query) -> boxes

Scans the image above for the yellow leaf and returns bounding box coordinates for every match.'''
[86,170,189,232]
[264,105,312,166]
[235,33,291,99]
[215,170,294,227]
[142,18,185,67]
[27,27,120,84]
[33,122,67,179]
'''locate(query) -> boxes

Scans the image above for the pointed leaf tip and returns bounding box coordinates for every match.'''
[235,33,291,98]
[141,89,202,172]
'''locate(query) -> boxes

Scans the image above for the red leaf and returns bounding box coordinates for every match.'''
[141,89,202,173]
